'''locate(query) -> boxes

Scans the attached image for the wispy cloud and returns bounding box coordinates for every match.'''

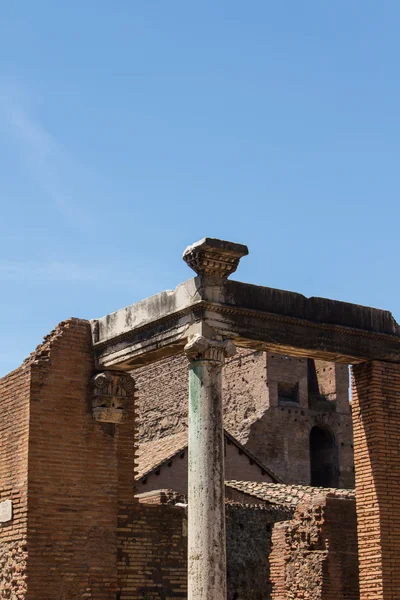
[0,83,94,229]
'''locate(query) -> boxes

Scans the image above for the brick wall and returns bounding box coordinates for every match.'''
[119,492,187,599]
[0,319,359,599]
[270,493,359,600]
[135,354,188,444]
[135,349,354,487]
[0,319,192,600]
[352,361,400,600]
[222,350,269,442]
[0,364,30,599]
[25,319,114,599]
[131,490,293,600]
[226,503,292,600]
[128,491,355,600]
[20,318,137,600]
[265,354,309,408]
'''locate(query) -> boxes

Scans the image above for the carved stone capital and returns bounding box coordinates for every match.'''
[184,334,236,364]
[91,371,135,424]
[183,237,248,279]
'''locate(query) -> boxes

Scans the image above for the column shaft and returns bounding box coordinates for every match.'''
[188,360,225,600]
[185,334,235,600]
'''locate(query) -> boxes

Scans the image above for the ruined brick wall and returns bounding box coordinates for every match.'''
[129,491,292,600]
[314,361,339,400]
[352,361,400,600]
[135,354,188,443]
[0,365,30,599]
[121,492,187,599]
[24,318,137,600]
[245,401,354,487]
[134,349,270,446]
[222,350,269,443]
[264,354,309,408]
[26,319,112,599]
[240,354,353,487]
[269,523,286,600]
[314,361,351,412]
[270,493,359,600]
[226,503,292,600]
[135,350,354,487]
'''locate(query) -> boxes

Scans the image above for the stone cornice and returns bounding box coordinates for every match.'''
[93,299,400,351]
[206,303,400,343]
[92,278,400,367]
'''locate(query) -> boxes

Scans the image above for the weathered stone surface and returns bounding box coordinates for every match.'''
[184,333,236,363]
[0,539,27,600]
[0,500,12,523]
[91,370,135,423]
[183,237,249,278]
[185,333,235,600]
[92,242,400,369]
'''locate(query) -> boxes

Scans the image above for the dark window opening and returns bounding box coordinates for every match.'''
[310,426,339,488]
[278,381,299,405]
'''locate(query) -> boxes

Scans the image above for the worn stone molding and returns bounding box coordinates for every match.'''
[91,370,135,423]
[184,334,236,364]
[183,237,248,279]
[93,298,400,353]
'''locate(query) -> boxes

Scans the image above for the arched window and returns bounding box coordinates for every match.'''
[309,426,338,488]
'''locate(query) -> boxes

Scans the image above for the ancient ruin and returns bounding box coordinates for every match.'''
[1,236,400,599]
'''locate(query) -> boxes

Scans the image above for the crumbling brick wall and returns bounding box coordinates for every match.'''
[25,319,124,600]
[0,364,30,599]
[0,318,138,600]
[226,503,292,600]
[135,354,189,444]
[270,493,359,600]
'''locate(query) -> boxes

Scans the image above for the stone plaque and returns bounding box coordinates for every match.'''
[0,500,12,523]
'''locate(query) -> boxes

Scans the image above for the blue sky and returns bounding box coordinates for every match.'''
[1,1,400,376]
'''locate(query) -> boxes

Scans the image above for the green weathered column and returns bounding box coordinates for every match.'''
[185,334,236,600]
[181,237,248,600]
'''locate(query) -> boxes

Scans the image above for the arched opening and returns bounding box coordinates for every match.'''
[309,426,338,488]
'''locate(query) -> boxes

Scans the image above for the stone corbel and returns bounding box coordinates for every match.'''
[91,371,135,423]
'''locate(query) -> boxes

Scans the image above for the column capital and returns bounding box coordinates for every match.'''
[91,371,135,423]
[184,334,236,364]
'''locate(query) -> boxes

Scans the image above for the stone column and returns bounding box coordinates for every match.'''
[182,237,247,600]
[185,333,236,600]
